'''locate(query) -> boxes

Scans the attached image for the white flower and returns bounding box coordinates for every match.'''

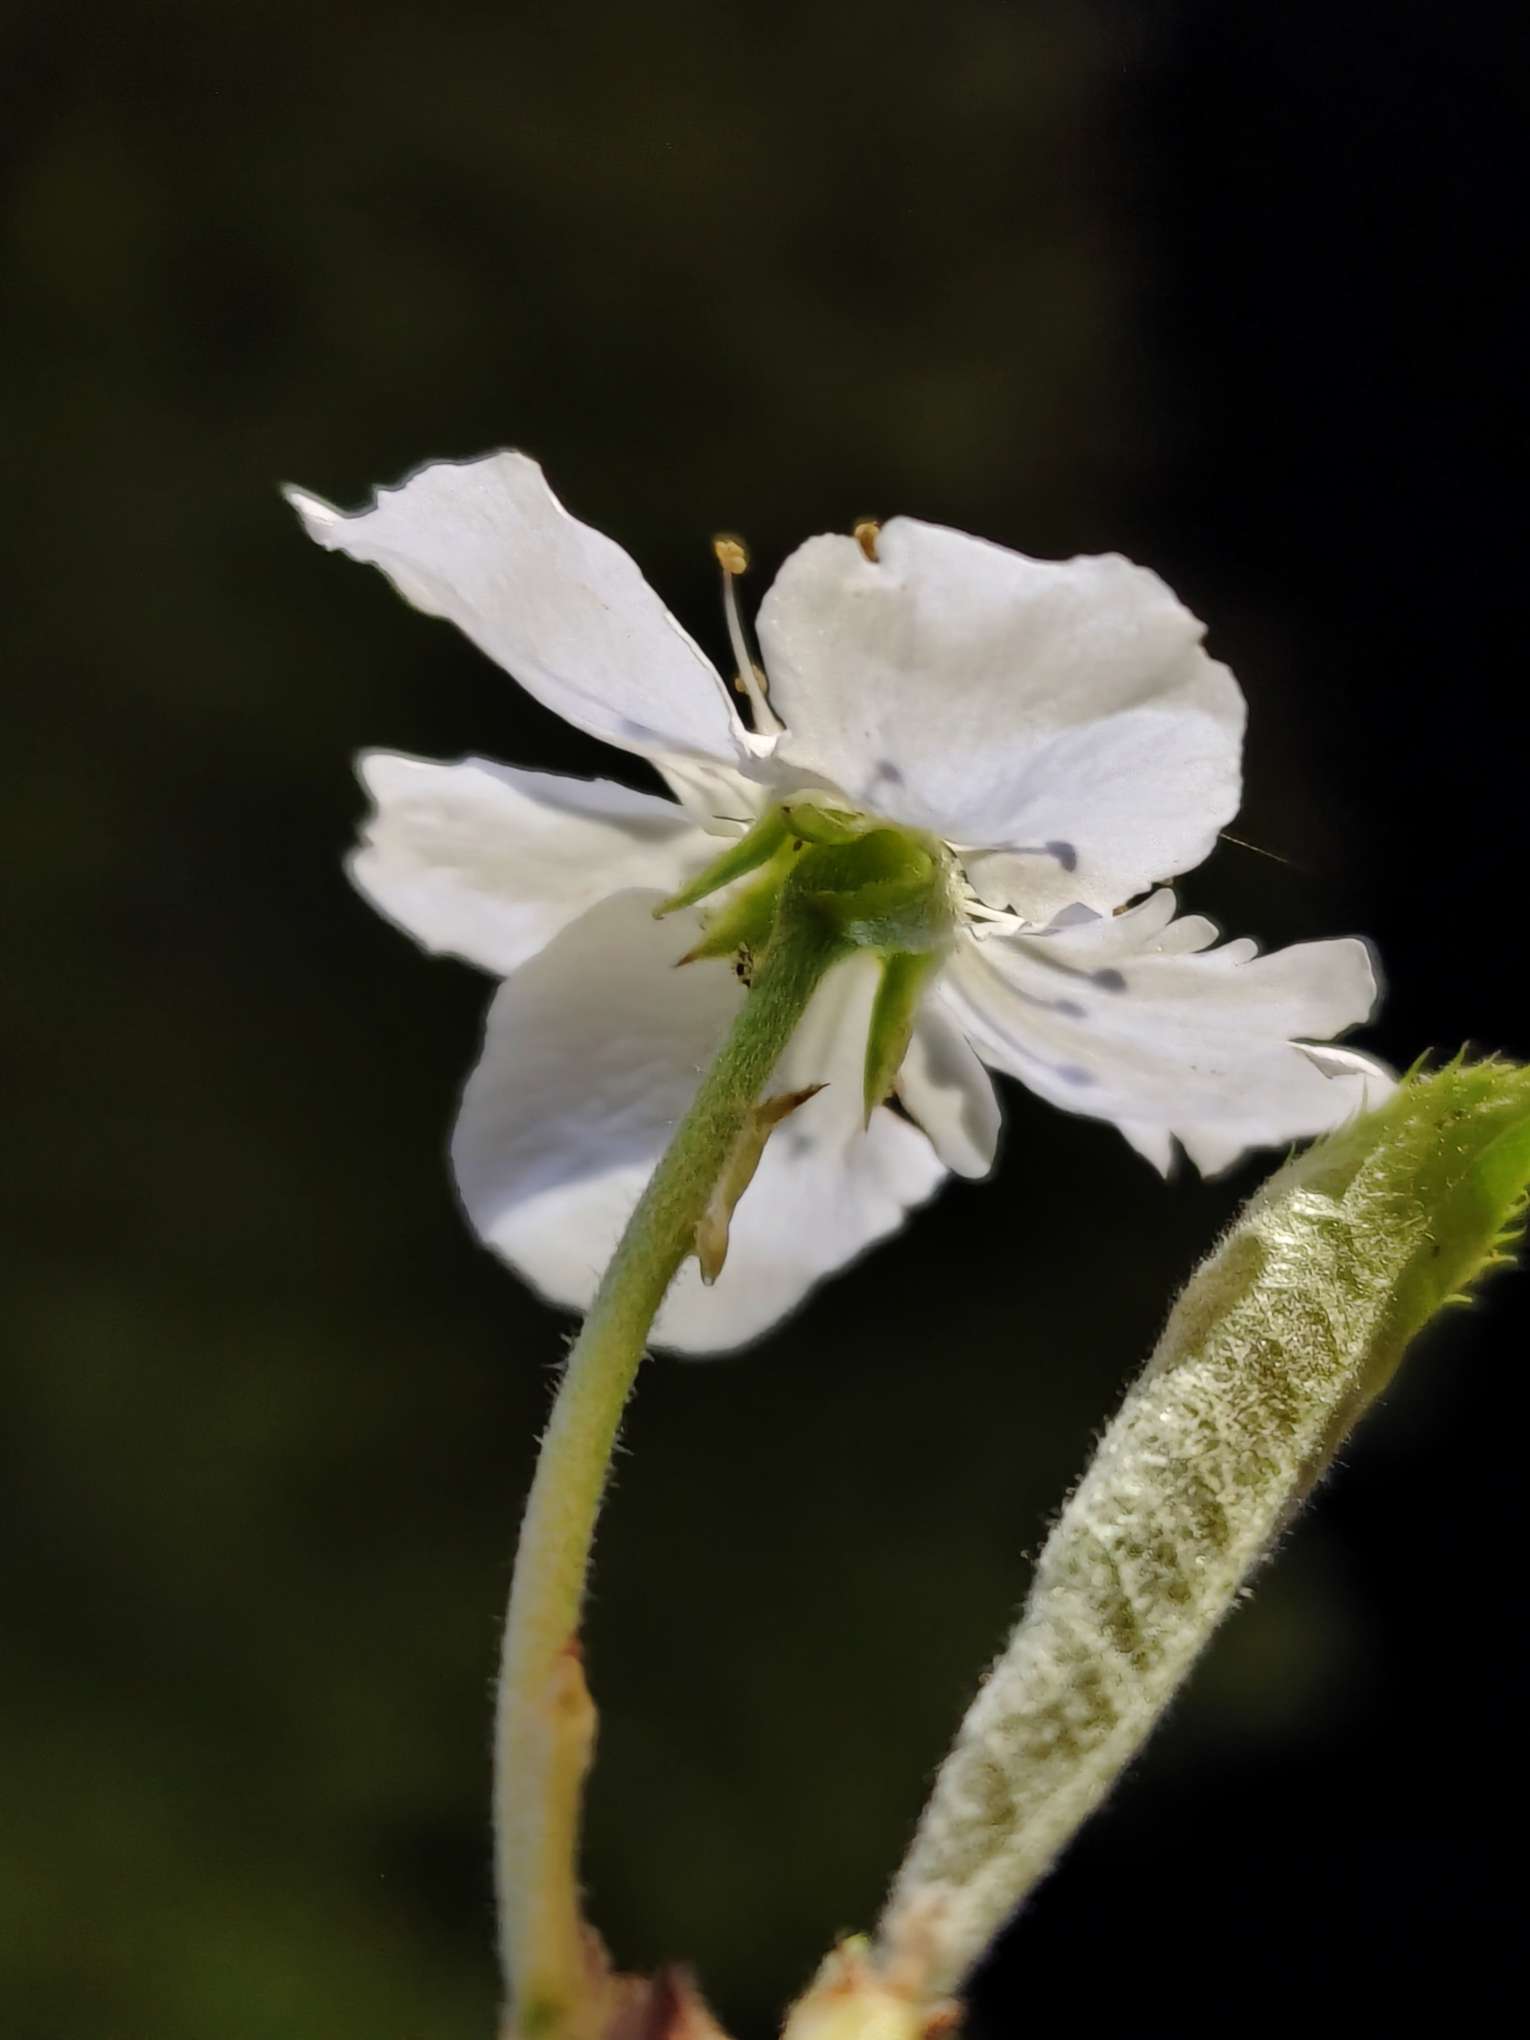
[288,452,1391,1352]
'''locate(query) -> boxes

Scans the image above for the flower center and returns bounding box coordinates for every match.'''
[654,798,958,1124]
[657,797,957,961]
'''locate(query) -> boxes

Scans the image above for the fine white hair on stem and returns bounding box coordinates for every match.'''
[878,1060,1530,1998]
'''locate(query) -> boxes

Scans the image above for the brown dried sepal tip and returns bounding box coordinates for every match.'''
[854,520,880,563]
[547,1634,593,1717]
[501,1960,733,2040]
[602,1965,734,2040]
[713,536,749,576]
[696,1086,827,1285]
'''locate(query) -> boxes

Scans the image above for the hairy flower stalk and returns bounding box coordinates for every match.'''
[869,1059,1530,2008]
[498,834,953,2040]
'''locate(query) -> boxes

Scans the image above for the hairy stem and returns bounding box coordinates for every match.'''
[495,908,850,2038]
[877,1059,1530,2000]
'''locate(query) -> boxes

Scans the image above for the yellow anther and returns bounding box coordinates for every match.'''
[714,529,782,735]
[854,518,881,562]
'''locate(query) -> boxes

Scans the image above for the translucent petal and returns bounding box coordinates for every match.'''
[289,453,768,770]
[757,518,1244,916]
[349,751,711,977]
[942,894,1391,1174]
[451,894,946,1352]
[896,993,1003,1179]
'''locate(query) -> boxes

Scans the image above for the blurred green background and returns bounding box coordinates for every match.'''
[3,2,1524,2033]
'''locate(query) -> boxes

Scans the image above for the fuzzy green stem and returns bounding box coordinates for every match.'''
[495,906,851,2038]
[876,1058,1530,2000]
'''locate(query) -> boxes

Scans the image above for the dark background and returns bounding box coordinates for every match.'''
[4,2,1525,2033]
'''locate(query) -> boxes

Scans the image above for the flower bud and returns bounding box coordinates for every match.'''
[880,1057,1530,1996]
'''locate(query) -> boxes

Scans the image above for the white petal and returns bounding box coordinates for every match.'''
[288,453,766,770]
[896,993,1003,1179]
[757,519,1244,916]
[1137,909,1221,954]
[348,752,713,978]
[941,894,1392,1173]
[656,755,772,835]
[1119,1120,1178,1175]
[451,893,946,1353]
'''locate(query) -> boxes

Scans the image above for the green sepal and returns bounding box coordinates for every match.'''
[674,867,783,968]
[777,797,867,846]
[659,804,956,969]
[863,949,940,1124]
[652,806,789,918]
[695,1084,826,1283]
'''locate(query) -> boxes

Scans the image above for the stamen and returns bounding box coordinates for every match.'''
[1219,829,1306,873]
[955,875,1028,931]
[962,898,1026,928]
[854,518,881,562]
[713,534,782,736]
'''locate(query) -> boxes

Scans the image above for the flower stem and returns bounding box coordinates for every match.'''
[495,905,851,2038]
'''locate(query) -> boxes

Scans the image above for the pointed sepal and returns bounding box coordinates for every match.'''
[778,797,868,847]
[695,1085,826,1283]
[653,807,789,918]
[863,950,940,1125]
[674,869,784,972]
